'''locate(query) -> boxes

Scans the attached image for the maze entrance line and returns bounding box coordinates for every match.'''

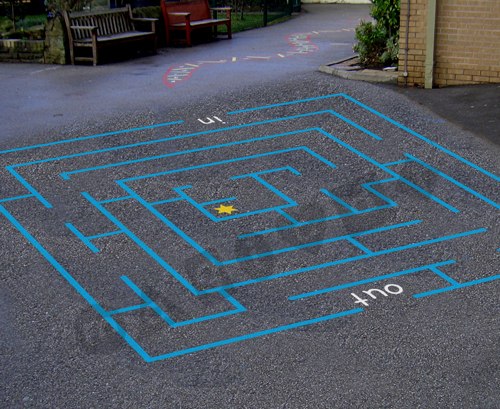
[1,94,498,362]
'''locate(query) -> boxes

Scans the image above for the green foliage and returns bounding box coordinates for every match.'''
[371,0,400,37]
[1,14,46,39]
[0,16,14,33]
[353,0,400,67]
[380,35,399,65]
[353,20,387,67]
[44,0,91,13]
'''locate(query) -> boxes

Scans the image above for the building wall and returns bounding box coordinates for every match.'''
[398,0,427,86]
[399,0,500,87]
[301,0,370,4]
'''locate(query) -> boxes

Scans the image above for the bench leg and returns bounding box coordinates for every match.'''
[185,27,192,47]
[92,38,98,66]
[227,22,232,39]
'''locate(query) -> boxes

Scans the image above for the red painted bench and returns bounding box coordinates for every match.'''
[161,0,231,47]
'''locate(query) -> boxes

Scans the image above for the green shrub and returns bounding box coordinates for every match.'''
[371,0,400,37]
[380,35,399,66]
[353,0,400,67]
[353,20,387,67]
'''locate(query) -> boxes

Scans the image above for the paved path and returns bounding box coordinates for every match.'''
[1,5,499,408]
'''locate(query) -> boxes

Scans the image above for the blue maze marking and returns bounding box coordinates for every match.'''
[1,93,498,362]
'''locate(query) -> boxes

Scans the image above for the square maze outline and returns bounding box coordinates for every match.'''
[1,93,498,362]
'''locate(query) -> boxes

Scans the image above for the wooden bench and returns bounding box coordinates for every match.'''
[161,0,231,47]
[63,6,157,66]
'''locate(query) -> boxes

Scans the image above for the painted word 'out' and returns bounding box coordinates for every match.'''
[351,284,403,306]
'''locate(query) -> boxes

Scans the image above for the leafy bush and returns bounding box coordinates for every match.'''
[353,0,400,67]
[371,0,400,37]
[353,21,387,67]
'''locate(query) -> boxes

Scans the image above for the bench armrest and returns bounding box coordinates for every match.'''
[131,17,158,33]
[131,17,158,22]
[168,12,191,16]
[210,7,231,19]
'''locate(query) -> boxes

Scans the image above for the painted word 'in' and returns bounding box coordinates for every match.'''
[197,116,226,125]
[351,284,403,306]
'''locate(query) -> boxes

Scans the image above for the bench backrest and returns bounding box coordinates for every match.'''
[66,6,134,40]
[162,0,211,25]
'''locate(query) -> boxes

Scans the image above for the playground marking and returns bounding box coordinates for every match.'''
[1,93,498,362]
[163,29,343,87]
[215,204,238,215]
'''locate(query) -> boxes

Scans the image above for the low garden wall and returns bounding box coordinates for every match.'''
[0,6,163,64]
[0,15,66,64]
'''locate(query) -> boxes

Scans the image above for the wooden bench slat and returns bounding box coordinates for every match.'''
[63,5,157,66]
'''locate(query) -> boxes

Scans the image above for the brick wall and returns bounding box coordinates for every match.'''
[398,0,500,87]
[398,0,427,86]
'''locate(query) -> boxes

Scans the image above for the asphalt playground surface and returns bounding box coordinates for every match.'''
[1,4,499,408]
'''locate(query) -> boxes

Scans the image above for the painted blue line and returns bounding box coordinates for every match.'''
[362,179,399,207]
[0,120,184,156]
[429,266,460,286]
[320,188,358,212]
[345,237,373,254]
[413,275,500,298]
[66,222,100,253]
[5,166,52,208]
[405,154,500,209]
[0,194,34,203]
[397,175,460,213]
[99,196,133,204]
[239,177,400,239]
[121,276,246,328]
[203,228,485,294]
[51,106,374,182]
[172,185,292,223]
[303,145,341,166]
[314,128,459,213]
[120,147,306,183]
[226,220,419,266]
[276,209,299,224]
[121,275,177,326]
[122,181,419,269]
[120,184,220,265]
[150,197,184,206]
[326,110,382,141]
[13,116,371,207]
[232,166,302,179]
[146,308,363,362]
[219,220,421,266]
[340,93,500,182]
[87,230,122,240]
[199,197,237,206]
[384,158,415,167]
[289,260,457,300]
[230,92,498,181]
[219,289,247,311]
[0,204,152,362]
[60,128,314,180]
[252,176,297,206]
[83,191,200,295]
[238,202,395,239]
[108,303,150,315]
[227,93,344,114]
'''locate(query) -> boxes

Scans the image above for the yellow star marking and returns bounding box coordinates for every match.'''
[214,204,238,215]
